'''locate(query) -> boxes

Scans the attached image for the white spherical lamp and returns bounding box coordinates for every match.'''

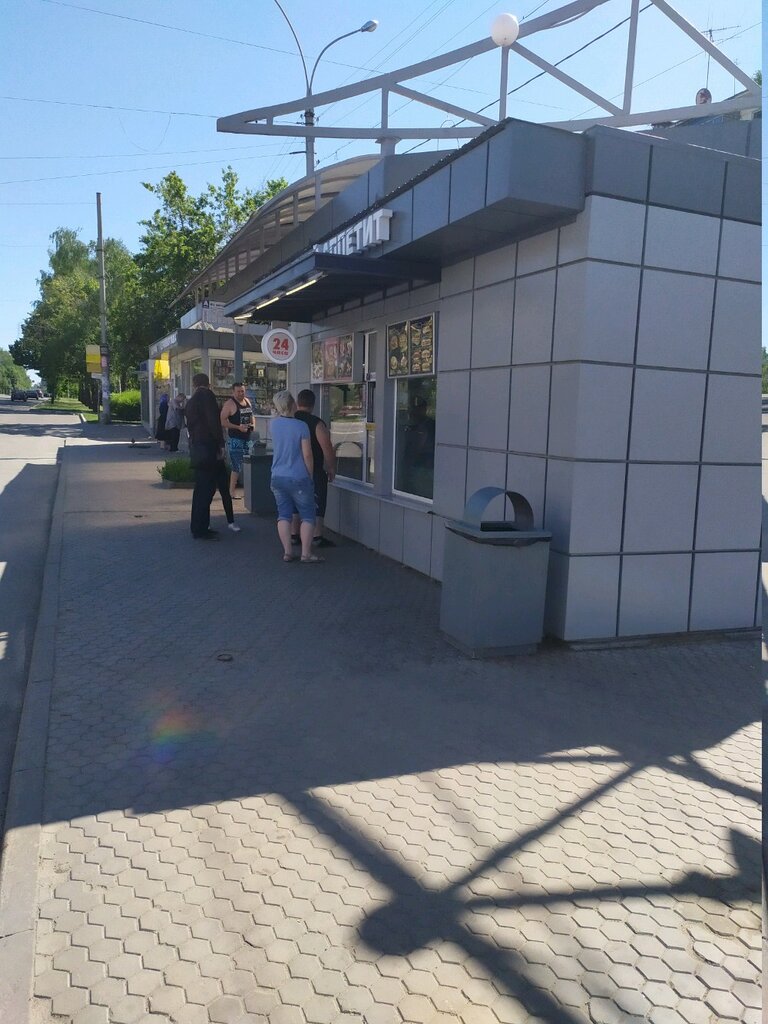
[490,13,520,47]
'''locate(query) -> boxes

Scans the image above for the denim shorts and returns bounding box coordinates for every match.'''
[271,474,316,524]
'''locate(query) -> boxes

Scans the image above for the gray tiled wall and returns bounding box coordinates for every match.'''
[291,177,760,641]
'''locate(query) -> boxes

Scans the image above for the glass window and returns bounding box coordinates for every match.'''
[364,332,377,486]
[326,384,365,480]
[244,362,287,415]
[394,377,437,500]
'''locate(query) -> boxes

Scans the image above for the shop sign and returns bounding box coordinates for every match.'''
[311,334,353,383]
[314,209,393,257]
[262,328,298,365]
[85,344,101,374]
[387,314,435,378]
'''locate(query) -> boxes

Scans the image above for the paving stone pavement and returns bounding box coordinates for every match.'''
[26,432,762,1024]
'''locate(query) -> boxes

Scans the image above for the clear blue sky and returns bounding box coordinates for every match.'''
[0,0,761,358]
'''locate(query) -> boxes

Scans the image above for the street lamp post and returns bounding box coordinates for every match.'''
[273,2,378,179]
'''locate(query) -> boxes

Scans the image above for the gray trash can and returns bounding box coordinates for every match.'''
[440,488,551,658]
[242,451,274,515]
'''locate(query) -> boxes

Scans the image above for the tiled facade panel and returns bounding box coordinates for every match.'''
[296,171,759,641]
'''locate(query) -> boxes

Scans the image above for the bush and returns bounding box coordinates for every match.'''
[110,389,141,421]
[157,457,195,482]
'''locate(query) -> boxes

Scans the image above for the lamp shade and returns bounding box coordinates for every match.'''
[490,13,520,47]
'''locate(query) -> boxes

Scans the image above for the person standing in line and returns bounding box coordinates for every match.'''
[219,382,254,499]
[292,389,337,549]
[155,391,169,449]
[185,373,239,539]
[164,394,186,453]
[270,391,323,563]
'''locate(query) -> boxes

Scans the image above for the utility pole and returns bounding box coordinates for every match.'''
[96,192,111,424]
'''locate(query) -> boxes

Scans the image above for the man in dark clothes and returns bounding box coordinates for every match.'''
[293,389,337,548]
[185,372,233,540]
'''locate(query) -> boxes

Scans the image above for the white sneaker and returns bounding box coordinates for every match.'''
[228,523,241,533]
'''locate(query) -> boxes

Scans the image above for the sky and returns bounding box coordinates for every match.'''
[0,0,762,360]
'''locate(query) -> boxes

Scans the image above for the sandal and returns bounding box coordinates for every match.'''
[283,554,297,562]
[300,555,325,563]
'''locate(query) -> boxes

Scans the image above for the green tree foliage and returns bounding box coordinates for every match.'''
[135,168,287,341]
[762,348,768,394]
[10,168,287,398]
[0,349,32,392]
[11,229,98,398]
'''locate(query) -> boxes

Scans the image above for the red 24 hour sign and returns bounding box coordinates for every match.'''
[262,328,298,365]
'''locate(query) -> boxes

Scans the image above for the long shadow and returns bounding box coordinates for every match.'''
[0,459,60,838]
[27,441,765,1022]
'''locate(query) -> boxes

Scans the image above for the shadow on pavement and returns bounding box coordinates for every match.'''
[0,460,59,837]
[27,442,764,1023]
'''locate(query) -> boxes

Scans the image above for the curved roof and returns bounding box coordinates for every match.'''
[180,154,381,300]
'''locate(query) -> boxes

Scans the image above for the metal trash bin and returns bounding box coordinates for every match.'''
[440,488,551,657]
[242,451,274,515]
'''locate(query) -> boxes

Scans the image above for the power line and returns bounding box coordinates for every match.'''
[40,0,376,74]
[400,2,653,156]
[573,20,761,117]
[0,201,94,206]
[0,143,292,161]
[0,153,296,187]
[1,94,216,118]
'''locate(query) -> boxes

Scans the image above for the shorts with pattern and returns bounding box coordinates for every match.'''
[227,437,249,474]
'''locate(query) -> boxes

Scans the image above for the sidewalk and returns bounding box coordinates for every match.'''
[3,426,762,1024]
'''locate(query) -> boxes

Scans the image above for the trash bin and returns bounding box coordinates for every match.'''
[440,488,551,657]
[242,450,274,515]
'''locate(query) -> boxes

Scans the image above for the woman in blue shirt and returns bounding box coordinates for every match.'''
[270,391,324,563]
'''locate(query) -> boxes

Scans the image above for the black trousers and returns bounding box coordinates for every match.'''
[190,458,233,536]
[165,427,180,452]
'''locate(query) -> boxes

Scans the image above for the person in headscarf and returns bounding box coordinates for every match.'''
[164,394,186,453]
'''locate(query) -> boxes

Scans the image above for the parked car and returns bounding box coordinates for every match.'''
[26,388,43,400]
[11,387,27,402]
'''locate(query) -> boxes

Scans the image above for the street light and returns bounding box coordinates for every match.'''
[273,2,378,179]
[490,13,520,122]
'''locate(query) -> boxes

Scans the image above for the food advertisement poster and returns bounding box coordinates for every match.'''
[311,341,324,382]
[408,315,434,376]
[387,320,409,377]
[311,335,354,383]
[387,314,435,378]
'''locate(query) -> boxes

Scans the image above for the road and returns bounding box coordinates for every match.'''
[0,397,81,838]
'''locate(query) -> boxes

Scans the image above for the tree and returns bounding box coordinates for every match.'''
[11,229,98,398]
[754,70,762,87]
[135,168,287,341]
[11,168,288,396]
[0,349,32,392]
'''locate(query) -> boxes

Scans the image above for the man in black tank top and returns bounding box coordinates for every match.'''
[294,389,337,548]
[220,382,254,498]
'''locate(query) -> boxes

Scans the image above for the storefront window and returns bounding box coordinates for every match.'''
[326,384,365,480]
[394,377,437,500]
[244,362,287,415]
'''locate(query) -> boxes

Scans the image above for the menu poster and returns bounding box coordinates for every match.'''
[323,339,339,382]
[336,334,353,382]
[311,341,324,382]
[387,315,436,377]
[387,321,409,377]
[311,335,354,383]
[408,315,434,376]
[212,358,235,389]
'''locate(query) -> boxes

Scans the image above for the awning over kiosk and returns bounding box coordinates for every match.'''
[223,119,588,323]
[226,251,441,322]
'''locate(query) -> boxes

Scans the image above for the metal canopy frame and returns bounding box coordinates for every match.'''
[218,0,760,154]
